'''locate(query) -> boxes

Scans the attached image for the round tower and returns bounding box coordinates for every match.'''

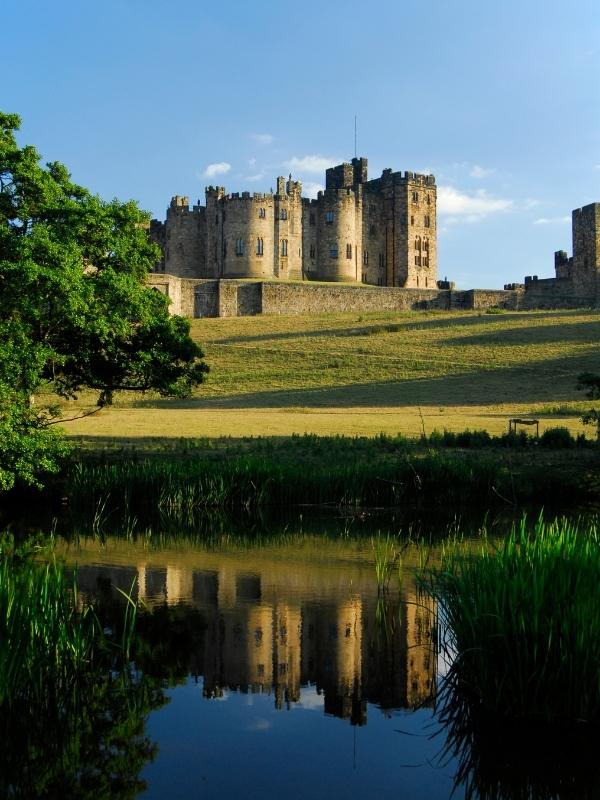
[222,193,275,278]
[316,188,358,282]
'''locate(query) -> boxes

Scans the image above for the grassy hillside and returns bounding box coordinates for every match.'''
[61,308,600,440]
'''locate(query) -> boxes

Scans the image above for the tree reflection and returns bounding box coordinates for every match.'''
[0,670,165,799]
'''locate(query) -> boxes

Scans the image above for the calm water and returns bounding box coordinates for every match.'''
[57,533,461,799]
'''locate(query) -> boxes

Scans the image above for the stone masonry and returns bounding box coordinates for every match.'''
[150,157,437,289]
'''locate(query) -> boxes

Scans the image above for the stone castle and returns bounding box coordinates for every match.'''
[148,155,600,317]
[150,157,437,289]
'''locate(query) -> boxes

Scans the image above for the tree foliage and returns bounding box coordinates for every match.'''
[577,371,600,441]
[0,112,208,489]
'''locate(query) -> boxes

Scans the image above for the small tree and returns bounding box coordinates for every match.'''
[577,372,600,441]
[0,112,208,489]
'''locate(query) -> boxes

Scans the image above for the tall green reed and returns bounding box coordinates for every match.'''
[426,515,600,723]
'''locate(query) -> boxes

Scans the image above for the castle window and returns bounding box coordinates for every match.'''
[280,208,287,220]
[423,257,429,267]
[346,243,352,259]
[258,207,266,218]
[256,237,264,256]
[330,245,338,258]
[415,236,421,250]
[412,191,419,203]
[425,277,428,287]
[363,251,369,265]
[416,276,419,287]
[427,194,431,205]
[379,253,384,268]
[423,238,429,252]
[415,254,422,266]
[281,239,288,257]
[235,238,244,256]
[325,211,334,224]
[410,215,415,226]
[310,244,316,258]
[309,213,315,226]
[424,215,431,228]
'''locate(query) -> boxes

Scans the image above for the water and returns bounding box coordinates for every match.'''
[56,532,461,799]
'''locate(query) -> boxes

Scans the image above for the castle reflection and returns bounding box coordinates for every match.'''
[75,547,437,726]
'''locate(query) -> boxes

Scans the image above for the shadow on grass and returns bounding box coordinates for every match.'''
[206,310,586,346]
[131,347,600,410]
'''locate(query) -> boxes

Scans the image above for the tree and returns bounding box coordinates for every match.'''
[0,112,208,489]
[577,372,600,441]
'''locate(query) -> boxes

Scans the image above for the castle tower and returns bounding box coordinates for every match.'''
[572,203,600,292]
[161,196,206,278]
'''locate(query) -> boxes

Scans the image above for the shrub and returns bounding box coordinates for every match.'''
[539,426,575,449]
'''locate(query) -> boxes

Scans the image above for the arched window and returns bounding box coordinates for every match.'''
[346,243,352,259]
[256,237,263,256]
[235,238,244,256]
[280,208,287,220]
[281,239,288,256]
[415,236,421,251]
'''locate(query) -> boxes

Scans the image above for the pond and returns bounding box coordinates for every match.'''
[56,531,457,799]
[7,511,600,799]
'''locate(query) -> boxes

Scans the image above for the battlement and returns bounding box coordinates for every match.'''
[573,202,600,218]
[167,195,204,216]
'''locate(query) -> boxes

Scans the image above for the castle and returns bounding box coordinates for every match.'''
[148,155,600,317]
[150,157,438,289]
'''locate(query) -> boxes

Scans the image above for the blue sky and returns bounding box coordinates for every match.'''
[3,0,600,288]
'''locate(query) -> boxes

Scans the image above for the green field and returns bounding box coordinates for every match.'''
[62,308,600,441]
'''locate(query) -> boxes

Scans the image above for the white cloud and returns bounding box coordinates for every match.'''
[284,155,339,174]
[251,133,274,145]
[469,164,495,179]
[437,185,513,222]
[533,215,571,225]
[203,161,231,179]
[247,718,271,731]
[302,181,324,199]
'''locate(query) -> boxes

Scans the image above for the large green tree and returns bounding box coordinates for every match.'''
[0,112,208,489]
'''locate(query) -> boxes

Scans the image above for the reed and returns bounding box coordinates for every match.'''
[67,449,507,524]
[0,536,136,707]
[427,515,600,724]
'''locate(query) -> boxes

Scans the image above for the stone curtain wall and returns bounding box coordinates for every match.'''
[150,273,600,318]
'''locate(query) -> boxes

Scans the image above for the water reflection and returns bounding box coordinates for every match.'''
[68,537,438,726]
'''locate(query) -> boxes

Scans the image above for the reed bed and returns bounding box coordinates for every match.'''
[68,450,504,523]
[0,537,137,708]
[428,515,600,724]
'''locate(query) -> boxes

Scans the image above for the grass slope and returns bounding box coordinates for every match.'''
[61,308,600,440]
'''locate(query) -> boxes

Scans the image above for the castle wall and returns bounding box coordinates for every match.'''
[163,197,206,278]
[149,276,527,317]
